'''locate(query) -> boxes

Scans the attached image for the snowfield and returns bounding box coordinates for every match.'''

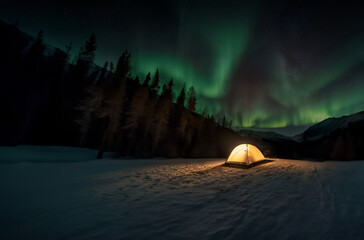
[1,146,364,239]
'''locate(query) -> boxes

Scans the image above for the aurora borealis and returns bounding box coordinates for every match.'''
[2,0,364,135]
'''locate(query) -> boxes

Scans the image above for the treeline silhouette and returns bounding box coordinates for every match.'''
[6,20,363,160]
[0,20,242,158]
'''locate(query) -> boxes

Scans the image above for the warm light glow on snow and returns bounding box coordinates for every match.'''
[226,144,265,165]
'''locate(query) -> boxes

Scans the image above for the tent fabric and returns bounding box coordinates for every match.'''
[226,144,265,165]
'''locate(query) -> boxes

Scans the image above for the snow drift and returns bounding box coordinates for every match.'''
[1,146,364,239]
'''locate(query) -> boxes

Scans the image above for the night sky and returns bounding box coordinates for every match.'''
[2,0,364,135]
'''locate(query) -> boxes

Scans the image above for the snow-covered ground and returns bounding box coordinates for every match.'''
[1,146,364,240]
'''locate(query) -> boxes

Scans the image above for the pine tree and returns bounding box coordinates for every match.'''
[150,69,160,93]
[143,72,151,86]
[124,85,149,138]
[176,83,186,107]
[220,115,227,128]
[218,115,232,129]
[82,33,96,63]
[97,51,131,159]
[177,111,188,140]
[186,86,197,112]
[184,115,195,149]
[152,99,170,150]
[75,33,96,66]
[175,83,186,140]
[208,114,216,137]
[109,62,114,73]
[75,62,108,146]
[143,97,157,140]
[69,34,97,106]
[168,78,175,101]
[161,78,174,101]
[98,62,108,84]
[151,80,174,149]
[143,74,160,141]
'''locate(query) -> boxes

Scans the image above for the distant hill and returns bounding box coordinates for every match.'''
[238,129,292,141]
[236,111,364,160]
[233,124,310,137]
[297,111,364,160]
[295,111,364,142]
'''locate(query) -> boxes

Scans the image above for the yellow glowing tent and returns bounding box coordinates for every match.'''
[225,144,266,167]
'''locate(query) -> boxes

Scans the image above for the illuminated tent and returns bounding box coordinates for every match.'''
[225,144,265,166]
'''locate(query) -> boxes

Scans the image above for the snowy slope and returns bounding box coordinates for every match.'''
[1,146,364,239]
[295,111,364,141]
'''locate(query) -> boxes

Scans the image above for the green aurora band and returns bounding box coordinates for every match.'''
[3,0,364,135]
[133,3,253,120]
[130,2,364,131]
